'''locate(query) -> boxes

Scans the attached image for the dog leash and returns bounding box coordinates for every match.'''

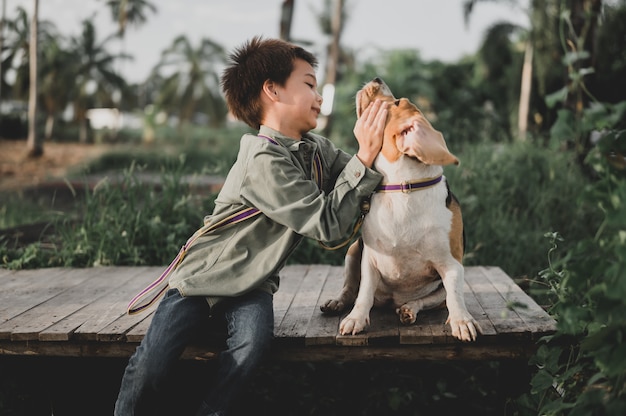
[318,197,370,251]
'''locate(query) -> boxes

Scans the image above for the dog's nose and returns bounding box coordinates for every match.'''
[373,77,383,84]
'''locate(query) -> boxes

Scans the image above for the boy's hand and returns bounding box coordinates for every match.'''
[354,99,389,168]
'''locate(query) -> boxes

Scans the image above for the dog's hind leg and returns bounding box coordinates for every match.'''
[320,239,362,314]
[396,285,447,325]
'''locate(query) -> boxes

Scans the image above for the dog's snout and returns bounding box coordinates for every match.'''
[373,77,383,84]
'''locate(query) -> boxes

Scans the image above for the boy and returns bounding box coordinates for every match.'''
[114,36,388,416]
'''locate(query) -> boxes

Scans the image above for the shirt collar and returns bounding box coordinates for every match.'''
[259,125,315,152]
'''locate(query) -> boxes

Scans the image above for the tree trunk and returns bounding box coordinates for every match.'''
[280,0,294,41]
[26,0,42,157]
[321,0,343,137]
[45,114,54,141]
[0,0,6,109]
[517,41,533,141]
[79,118,89,143]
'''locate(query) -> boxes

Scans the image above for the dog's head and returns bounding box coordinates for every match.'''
[356,77,458,166]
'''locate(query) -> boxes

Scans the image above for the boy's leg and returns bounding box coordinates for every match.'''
[114,288,210,416]
[195,290,274,416]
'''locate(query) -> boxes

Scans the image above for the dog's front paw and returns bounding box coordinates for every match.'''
[396,305,417,325]
[339,313,369,335]
[320,298,347,315]
[446,315,480,342]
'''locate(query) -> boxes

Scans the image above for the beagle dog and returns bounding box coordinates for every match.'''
[321,78,479,342]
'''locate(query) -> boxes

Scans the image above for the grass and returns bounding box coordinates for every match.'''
[444,140,600,280]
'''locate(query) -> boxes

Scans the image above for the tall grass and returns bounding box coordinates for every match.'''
[444,140,600,280]
[1,161,215,269]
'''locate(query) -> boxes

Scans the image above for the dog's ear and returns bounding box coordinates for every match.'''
[398,120,459,166]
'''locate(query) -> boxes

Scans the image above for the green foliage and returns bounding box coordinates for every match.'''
[444,139,599,279]
[513,130,626,415]
[1,160,214,269]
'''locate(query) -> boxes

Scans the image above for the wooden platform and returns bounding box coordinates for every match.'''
[0,265,556,362]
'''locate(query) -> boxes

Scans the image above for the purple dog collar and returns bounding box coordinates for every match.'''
[376,175,443,193]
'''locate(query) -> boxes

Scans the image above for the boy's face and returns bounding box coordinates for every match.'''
[274,59,323,137]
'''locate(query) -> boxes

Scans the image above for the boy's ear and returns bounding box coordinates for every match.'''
[262,79,279,102]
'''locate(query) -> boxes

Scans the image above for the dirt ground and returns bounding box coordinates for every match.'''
[0,139,110,191]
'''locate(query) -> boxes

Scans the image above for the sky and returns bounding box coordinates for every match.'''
[8,0,530,83]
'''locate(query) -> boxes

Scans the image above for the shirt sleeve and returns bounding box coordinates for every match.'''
[240,139,382,242]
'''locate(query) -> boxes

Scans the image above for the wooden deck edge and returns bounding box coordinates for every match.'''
[0,335,550,362]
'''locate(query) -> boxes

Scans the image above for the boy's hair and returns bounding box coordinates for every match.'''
[221,37,318,129]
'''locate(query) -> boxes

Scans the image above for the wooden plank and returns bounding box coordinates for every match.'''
[0,268,50,292]
[124,312,156,343]
[464,266,529,339]
[0,268,69,322]
[124,267,178,343]
[273,264,307,330]
[0,339,537,361]
[398,282,480,345]
[305,265,344,346]
[480,266,556,336]
[274,264,330,341]
[273,343,537,362]
[96,308,153,342]
[39,267,153,341]
[71,266,158,341]
[0,268,92,340]
[2,268,114,341]
[93,267,162,342]
[421,307,451,344]
[462,270,498,339]
[399,316,434,345]
[336,303,400,347]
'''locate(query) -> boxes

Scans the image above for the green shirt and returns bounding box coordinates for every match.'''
[168,126,383,307]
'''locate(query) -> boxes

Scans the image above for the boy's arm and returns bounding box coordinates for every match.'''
[240,142,382,243]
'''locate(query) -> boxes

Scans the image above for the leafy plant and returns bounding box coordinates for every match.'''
[514,130,626,415]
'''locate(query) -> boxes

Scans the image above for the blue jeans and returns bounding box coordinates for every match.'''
[114,288,274,416]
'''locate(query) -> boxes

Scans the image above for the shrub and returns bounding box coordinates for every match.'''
[513,129,626,415]
[444,139,600,280]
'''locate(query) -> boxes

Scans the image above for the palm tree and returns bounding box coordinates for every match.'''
[312,0,348,136]
[102,0,157,38]
[2,6,57,114]
[101,0,156,79]
[70,18,126,142]
[153,35,227,129]
[477,22,525,141]
[2,7,31,100]
[26,0,40,156]
[0,0,7,105]
[280,0,294,40]
[39,35,74,141]
[463,0,532,139]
